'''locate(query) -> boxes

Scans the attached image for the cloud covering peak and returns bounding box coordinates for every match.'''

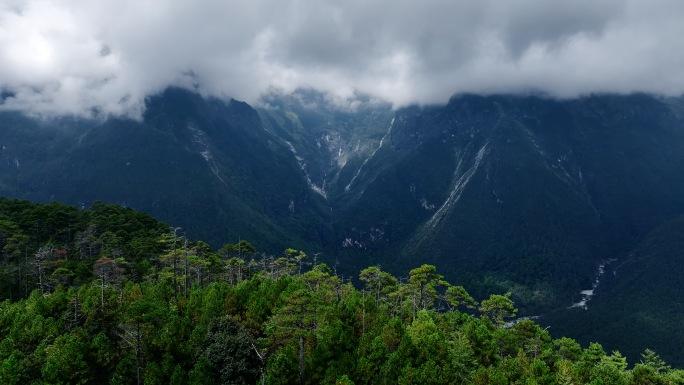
[1,0,683,118]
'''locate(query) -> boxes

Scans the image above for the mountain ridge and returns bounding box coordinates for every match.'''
[2,88,684,314]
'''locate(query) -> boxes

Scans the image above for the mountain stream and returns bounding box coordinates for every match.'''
[569,259,616,310]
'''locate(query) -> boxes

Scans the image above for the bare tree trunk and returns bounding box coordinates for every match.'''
[299,335,304,385]
[24,252,28,298]
[136,323,142,385]
[376,279,380,306]
[173,245,177,296]
[171,227,181,296]
[37,263,44,295]
[100,273,106,309]
[362,290,366,334]
[183,238,188,297]
[67,292,81,331]
[74,294,79,325]
[34,247,53,295]
[252,343,266,385]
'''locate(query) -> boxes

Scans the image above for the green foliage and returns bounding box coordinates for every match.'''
[0,260,679,384]
[479,293,518,326]
[555,337,583,361]
[642,349,672,374]
[0,197,682,384]
[41,333,90,384]
[201,316,260,384]
[444,285,477,311]
[546,214,684,367]
[4,90,684,372]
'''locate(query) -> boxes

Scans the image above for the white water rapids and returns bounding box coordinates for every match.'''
[504,259,617,328]
[569,259,616,310]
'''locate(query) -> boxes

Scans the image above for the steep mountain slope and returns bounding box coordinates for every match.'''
[2,89,684,315]
[299,94,684,311]
[0,88,330,251]
[257,89,395,201]
[543,214,684,366]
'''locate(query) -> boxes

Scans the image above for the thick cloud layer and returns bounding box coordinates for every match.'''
[1,0,683,118]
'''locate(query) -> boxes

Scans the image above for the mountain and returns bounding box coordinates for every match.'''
[542,214,684,366]
[263,92,684,311]
[367,95,683,297]
[258,89,396,202]
[2,89,684,318]
[0,88,331,252]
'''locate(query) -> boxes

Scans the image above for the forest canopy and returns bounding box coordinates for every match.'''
[0,198,682,384]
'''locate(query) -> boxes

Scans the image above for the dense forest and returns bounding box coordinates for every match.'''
[1,198,682,384]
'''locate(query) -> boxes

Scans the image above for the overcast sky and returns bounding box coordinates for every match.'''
[1,0,684,118]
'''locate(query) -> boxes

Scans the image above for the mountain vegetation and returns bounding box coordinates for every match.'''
[2,88,684,369]
[1,198,683,384]
[544,214,684,367]
[4,89,684,312]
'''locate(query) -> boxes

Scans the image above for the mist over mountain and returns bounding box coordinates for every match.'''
[3,1,684,118]
[2,87,684,363]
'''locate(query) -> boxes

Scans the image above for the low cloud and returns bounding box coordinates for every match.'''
[1,0,683,118]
